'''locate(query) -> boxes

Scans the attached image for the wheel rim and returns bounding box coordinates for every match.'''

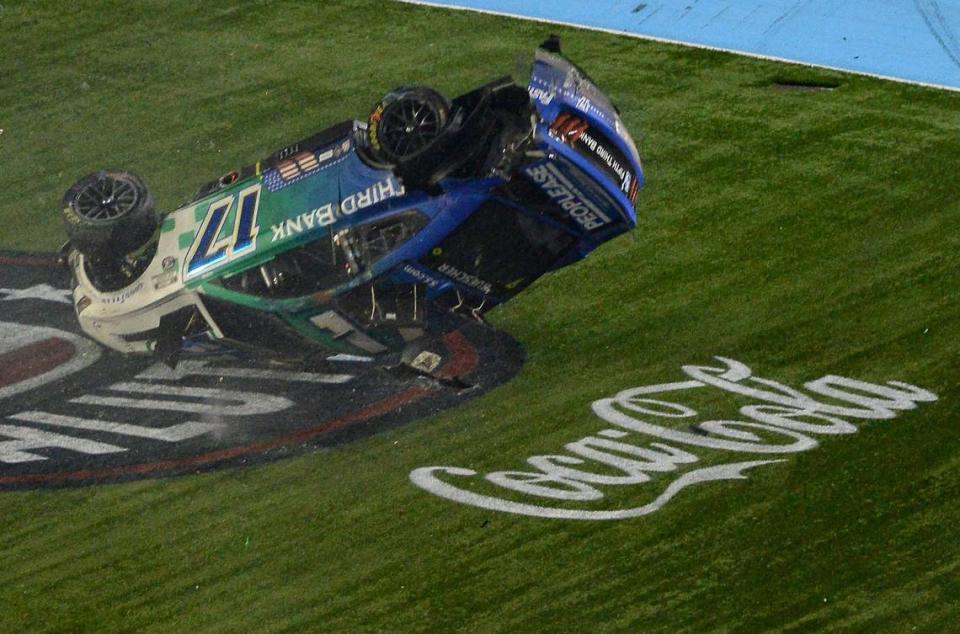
[73,174,140,221]
[379,97,445,159]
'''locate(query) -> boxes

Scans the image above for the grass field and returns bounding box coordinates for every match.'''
[2,1,960,631]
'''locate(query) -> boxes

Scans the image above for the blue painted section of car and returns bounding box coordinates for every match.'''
[529,50,642,172]
[185,50,646,353]
[366,191,483,278]
[335,152,407,219]
[400,0,960,91]
[393,261,456,297]
[355,90,640,310]
[534,133,637,230]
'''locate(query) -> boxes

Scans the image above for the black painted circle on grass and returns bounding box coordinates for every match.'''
[0,252,524,490]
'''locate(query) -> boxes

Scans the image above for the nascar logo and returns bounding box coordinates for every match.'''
[0,322,101,401]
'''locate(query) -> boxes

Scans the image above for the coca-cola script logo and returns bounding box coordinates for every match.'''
[411,357,938,520]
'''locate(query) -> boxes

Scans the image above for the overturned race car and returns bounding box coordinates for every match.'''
[61,41,644,372]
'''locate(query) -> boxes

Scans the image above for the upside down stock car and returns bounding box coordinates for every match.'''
[61,41,644,373]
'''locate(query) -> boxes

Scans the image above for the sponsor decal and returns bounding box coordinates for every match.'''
[529,69,619,130]
[99,281,143,305]
[152,257,179,290]
[401,263,444,289]
[411,356,938,520]
[577,129,632,194]
[152,271,178,290]
[528,86,555,106]
[436,263,493,295]
[549,113,634,196]
[269,178,405,243]
[525,163,612,231]
[339,178,405,216]
[0,253,524,490]
[270,203,337,242]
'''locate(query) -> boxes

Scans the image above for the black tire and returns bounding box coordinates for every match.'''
[62,170,158,259]
[367,86,450,164]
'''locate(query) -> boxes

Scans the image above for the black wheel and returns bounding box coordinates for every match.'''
[367,86,450,164]
[62,170,158,259]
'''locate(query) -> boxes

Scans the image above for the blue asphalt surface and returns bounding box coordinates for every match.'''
[400,0,960,91]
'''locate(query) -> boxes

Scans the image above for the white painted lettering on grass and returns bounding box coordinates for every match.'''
[137,359,353,384]
[71,382,293,415]
[0,355,333,467]
[0,424,125,463]
[410,357,938,520]
[9,411,226,443]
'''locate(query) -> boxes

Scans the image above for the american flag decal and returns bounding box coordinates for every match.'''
[263,140,352,192]
[549,113,589,144]
[278,151,319,180]
[629,176,640,204]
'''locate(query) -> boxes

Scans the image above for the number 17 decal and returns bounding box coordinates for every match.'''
[185,184,262,279]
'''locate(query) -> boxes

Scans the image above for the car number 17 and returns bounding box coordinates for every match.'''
[185,184,262,280]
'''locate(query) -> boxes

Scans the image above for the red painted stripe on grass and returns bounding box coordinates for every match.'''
[0,338,76,388]
[438,330,478,379]
[0,255,59,268]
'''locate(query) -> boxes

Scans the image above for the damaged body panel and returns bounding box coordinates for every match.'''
[62,44,644,367]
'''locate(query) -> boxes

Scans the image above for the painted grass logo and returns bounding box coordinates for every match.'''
[411,357,939,520]
[0,252,524,489]
[0,320,101,400]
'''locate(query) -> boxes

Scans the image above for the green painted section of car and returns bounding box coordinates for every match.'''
[177,231,194,250]
[173,162,389,293]
[283,312,367,355]
[196,281,370,356]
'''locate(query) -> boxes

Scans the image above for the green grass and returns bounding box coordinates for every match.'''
[2,1,959,631]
